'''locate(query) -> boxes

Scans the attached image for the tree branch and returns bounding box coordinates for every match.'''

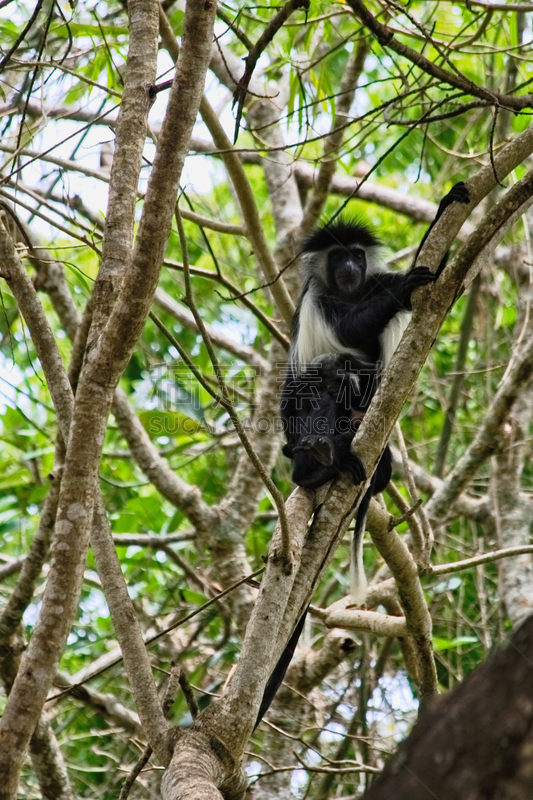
[366,500,437,699]
[0,0,217,785]
[363,615,533,799]
[346,0,533,111]
[232,0,310,142]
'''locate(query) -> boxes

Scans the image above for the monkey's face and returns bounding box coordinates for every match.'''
[326,245,367,296]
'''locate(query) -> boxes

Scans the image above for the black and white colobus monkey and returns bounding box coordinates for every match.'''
[280,181,470,602]
[254,183,470,730]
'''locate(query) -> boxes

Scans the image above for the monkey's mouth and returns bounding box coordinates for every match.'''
[336,264,363,294]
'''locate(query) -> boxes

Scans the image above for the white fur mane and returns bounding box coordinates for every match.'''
[379,310,411,368]
[291,289,369,370]
[292,247,410,372]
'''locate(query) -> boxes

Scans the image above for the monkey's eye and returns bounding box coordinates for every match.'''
[328,246,366,269]
[349,248,366,267]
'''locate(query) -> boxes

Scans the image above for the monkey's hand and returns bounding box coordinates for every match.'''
[282,443,295,459]
[437,181,471,216]
[398,266,436,308]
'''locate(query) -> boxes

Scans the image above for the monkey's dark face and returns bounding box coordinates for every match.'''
[326,245,367,296]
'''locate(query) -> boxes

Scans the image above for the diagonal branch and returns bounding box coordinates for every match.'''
[356,124,533,482]
[0,212,170,773]
[346,0,533,111]
[232,0,310,142]
[0,0,218,786]
[425,330,533,521]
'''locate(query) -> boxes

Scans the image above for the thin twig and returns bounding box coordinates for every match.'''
[216,7,253,49]
[232,0,310,142]
[0,0,44,73]
[387,498,423,531]
[163,259,289,348]
[429,545,533,576]
[346,0,532,111]
[45,567,265,700]
[118,745,153,800]
[174,204,294,573]
[176,665,199,718]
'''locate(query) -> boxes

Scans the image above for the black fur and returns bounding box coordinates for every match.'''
[255,182,470,729]
[303,221,381,253]
[282,182,471,497]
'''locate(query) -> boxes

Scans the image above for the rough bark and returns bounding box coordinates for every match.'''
[363,615,533,800]
[0,0,217,791]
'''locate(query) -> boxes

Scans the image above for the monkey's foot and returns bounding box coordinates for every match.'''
[294,435,334,466]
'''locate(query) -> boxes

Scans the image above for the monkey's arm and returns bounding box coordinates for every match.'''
[328,267,435,346]
[413,181,471,273]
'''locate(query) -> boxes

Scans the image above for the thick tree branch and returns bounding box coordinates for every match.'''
[28,717,74,800]
[0,219,74,443]
[366,501,437,699]
[0,195,170,777]
[86,0,161,349]
[363,615,533,799]
[494,251,533,627]
[322,600,408,637]
[195,490,312,753]
[0,467,61,645]
[0,0,217,786]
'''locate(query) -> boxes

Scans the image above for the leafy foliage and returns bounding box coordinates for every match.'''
[1,0,533,797]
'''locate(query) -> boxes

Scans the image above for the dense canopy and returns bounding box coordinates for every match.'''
[1,1,533,798]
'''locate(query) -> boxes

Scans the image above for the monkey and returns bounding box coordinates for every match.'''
[280,181,470,601]
[281,353,392,601]
[254,183,470,730]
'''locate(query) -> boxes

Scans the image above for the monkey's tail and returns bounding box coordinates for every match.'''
[254,607,308,730]
[350,483,373,604]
